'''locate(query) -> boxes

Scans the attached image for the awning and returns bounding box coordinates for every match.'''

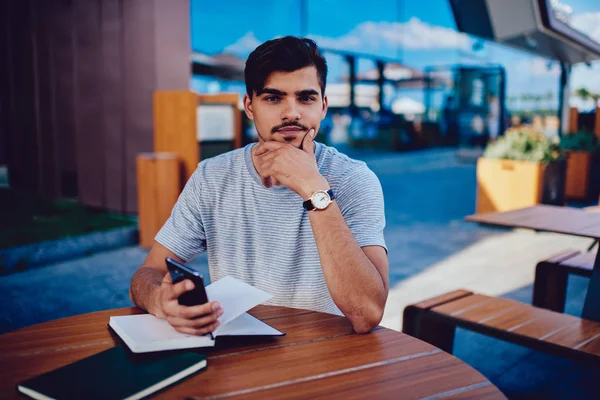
[450,0,600,64]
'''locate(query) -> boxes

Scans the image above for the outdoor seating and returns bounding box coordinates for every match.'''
[403,289,600,365]
[533,250,595,312]
[403,205,600,370]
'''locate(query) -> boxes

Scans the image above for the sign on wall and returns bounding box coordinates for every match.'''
[196,104,235,142]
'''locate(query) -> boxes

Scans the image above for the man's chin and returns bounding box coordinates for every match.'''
[283,137,302,147]
[272,135,303,147]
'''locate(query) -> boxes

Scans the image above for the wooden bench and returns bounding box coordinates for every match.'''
[403,290,600,365]
[533,250,595,312]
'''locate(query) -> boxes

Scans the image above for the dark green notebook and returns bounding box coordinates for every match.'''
[17,345,207,400]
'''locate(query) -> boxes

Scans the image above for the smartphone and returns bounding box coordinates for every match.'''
[165,257,209,307]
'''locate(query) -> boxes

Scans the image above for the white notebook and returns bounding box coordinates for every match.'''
[110,276,284,353]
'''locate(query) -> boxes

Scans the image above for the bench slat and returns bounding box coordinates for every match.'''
[411,289,473,310]
[432,294,494,316]
[560,252,596,271]
[544,319,600,352]
[405,290,600,364]
[576,334,600,356]
[480,303,543,329]
[453,297,520,323]
[509,313,578,339]
[545,249,581,264]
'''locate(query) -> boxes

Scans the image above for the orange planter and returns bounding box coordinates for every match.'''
[136,153,181,248]
[476,157,566,214]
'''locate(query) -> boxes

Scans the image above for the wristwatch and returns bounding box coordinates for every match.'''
[303,189,335,211]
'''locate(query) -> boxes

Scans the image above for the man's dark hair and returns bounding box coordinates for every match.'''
[244,36,328,98]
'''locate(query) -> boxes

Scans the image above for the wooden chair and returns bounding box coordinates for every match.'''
[403,290,600,365]
[533,250,595,312]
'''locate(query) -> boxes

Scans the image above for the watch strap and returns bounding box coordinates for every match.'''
[303,189,335,211]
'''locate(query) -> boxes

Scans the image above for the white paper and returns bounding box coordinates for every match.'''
[206,276,273,334]
[216,313,283,337]
[109,315,214,353]
[110,276,276,353]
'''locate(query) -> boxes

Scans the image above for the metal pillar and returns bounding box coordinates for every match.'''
[346,55,357,117]
[558,62,571,137]
[376,60,385,111]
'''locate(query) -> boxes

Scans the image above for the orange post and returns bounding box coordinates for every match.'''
[153,90,243,183]
[595,106,600,140]
[564,151,591,200]
[568,107,579,133]
[136,153,181,248]
[153,91,199,183]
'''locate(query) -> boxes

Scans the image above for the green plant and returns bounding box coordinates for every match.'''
[484,126,563,162]
[574,87,592,101]
[560,131,600,152]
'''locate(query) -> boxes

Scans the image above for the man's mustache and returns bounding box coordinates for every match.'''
[271,122,309,133]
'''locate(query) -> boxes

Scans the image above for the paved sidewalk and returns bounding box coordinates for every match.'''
[1,148,598,399]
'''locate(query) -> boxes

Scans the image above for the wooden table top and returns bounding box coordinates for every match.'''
[466,205,600,322]
[465,205,600,239]
[0,305,506,399]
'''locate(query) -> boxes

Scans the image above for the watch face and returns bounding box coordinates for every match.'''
[312,191,331,209]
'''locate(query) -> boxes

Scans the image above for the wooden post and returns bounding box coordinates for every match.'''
[153,91,199,184]
[565,151,591,200]
[136,153,181,248]
[568,106,579,133]
[153,90,242,183]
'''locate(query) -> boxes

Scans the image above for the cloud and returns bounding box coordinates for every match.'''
[529,57,561,76]
[402,18,471,49]
[310,18,471,52]
[571,11,600,43]
[223,32,261,55]
[222,17,472,57]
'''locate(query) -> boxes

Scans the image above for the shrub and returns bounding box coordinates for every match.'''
[483,127,563,163]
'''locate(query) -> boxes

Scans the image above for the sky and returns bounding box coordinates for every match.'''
[190,0,600,111]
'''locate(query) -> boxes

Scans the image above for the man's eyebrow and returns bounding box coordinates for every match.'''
[259,88,286,96]
[296,89,319,97]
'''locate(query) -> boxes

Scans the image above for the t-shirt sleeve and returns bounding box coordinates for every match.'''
[335,165,387,252]
[154,166,206,261]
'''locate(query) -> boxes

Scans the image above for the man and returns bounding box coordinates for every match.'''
[130,36,388,335]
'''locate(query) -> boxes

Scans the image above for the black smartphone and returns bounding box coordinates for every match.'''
[165,257,209,307]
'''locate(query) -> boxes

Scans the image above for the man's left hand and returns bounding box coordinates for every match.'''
[253,129,329,198]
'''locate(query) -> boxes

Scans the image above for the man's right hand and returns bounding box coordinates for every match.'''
[153,272,224,336]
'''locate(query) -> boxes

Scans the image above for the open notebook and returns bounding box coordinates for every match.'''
[110,276,284,353]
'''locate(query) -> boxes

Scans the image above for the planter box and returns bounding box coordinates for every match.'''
[476,158,566,214]
[565,150,600,202]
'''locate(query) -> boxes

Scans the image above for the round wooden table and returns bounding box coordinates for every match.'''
[0,305,506,399]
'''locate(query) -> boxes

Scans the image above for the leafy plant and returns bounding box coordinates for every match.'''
[483,126,564,162]
[560,131,600,152]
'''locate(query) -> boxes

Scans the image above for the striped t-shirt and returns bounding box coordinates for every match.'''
[155,142,387,315]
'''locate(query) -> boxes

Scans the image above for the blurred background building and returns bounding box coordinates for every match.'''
[1,0,599,212]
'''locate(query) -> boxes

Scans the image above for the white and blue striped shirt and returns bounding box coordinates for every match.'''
[155,142,386,315]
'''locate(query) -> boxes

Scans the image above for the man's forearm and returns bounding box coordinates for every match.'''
[308,202,388,333]
[129,266,164,316]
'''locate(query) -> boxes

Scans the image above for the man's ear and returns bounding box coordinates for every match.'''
[243,94,254,121]
[321,94,328,120]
